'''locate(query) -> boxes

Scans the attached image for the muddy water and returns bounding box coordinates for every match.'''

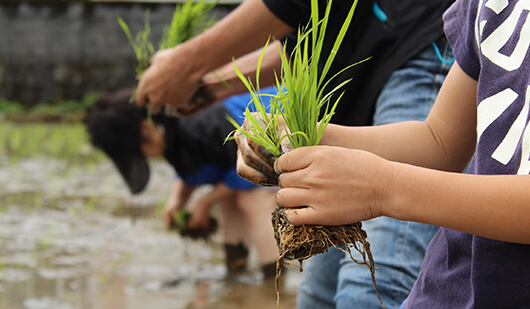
[0,124,300,309]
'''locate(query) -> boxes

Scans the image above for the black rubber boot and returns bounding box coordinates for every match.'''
[224,242,249,274]
[262,262,278,280]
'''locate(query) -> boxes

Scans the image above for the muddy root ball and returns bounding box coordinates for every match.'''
[271,205,385,308]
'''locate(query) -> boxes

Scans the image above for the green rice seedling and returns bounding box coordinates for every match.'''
[118,0,217,82]
[228,0,383,307]
[226,39,284,157]
[159,0,218,50]
[118,12,155,79]
[118,0,217,79]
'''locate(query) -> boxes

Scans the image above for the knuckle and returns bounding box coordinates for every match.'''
[285,211,301,226]
[242,146,253,158]
[235,164,248,178]
[312,149,327,162]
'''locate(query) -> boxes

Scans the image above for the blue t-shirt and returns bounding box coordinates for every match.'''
[404,1,530,307]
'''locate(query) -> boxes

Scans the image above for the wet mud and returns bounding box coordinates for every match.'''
[0,124,300,309]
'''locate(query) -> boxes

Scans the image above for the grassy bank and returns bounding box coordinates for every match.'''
[0,121,105,165]
[0,94,106,164]
[0,93,99,123]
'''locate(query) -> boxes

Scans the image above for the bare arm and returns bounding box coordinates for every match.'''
[320,62,478,173]
[186,182,236,229]
[387,162,530,244]
[203,41,283,103]
[136,0,293,109]
[193,182,236,206]
[272,63,530,244]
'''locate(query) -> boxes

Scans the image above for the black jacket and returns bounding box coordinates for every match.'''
[162,103,237,178]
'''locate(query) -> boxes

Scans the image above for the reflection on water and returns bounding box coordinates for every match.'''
[0,123,300,309]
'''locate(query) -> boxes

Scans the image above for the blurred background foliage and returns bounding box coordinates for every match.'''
[0,93,99,122]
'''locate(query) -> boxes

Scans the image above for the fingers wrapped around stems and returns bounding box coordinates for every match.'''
[234,130,279,186]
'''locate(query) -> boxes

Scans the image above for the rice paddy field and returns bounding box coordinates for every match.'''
[0,121,300,309]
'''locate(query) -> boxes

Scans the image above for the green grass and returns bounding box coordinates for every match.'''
[0,93,99,122]
[0,99,24,116]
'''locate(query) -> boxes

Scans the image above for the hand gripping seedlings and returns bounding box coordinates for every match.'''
[227,0,384,307]
[118,0,218,115]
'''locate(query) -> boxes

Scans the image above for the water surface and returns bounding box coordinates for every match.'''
[0,123,300,309]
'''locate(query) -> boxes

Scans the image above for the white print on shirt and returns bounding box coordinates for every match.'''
[478,87,530,173]
[480,0,530,71]
[475,0,530,173]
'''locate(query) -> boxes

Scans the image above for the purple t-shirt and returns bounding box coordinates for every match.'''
[404,0,530,308]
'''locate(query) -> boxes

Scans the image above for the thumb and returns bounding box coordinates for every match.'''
[274,146,315,174]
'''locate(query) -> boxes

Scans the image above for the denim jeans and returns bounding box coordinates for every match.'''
[296,40,453,309]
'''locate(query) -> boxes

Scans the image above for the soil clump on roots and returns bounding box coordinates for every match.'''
[272,205,385,308]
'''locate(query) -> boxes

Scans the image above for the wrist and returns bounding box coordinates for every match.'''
[319,124,343,146]
[176,40,213,84]
[318,124,334,146]
[194,200,212,214]
[381,161,423,222]
[202,75,232,103]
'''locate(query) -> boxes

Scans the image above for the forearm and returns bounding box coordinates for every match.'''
[321,122,470,172]
[387,163,530,244]
[188,183,235,224]
[171,178,196,209]
[320,63,478,173]
[180,0,293,83]
[201,183,236,204]
[203,41,283,102]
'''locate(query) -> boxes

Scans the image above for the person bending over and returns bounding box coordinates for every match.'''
[84,87,279,278]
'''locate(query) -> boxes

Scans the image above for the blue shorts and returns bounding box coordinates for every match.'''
[178,163,258,190]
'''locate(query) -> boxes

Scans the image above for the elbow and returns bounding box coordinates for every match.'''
[425,120,476,173]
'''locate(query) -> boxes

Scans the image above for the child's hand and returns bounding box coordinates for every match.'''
[234,115,291,186]
[163,199,181,230]
[274,146,394,226]
[235,129,278,186]
[183,199,218,240]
